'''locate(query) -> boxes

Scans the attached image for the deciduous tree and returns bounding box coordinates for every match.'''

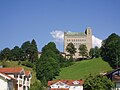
[79,44,88,59]
[66,42,76,57]
[101,33,120,68]
[84,74,114,90]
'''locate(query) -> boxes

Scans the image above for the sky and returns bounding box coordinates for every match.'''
[0,0,120,51]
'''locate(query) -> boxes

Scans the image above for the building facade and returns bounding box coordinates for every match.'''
[64,27,92,59]
[48,80,84,90]
[0,67,32,90]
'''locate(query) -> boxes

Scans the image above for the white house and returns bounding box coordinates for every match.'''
[69,80,83,90]
[0,67,32,90]
[48,80,84,90]
[0,72,16,90]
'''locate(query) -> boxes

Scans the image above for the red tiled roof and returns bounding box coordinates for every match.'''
[48,80,84,86]
[0,67,23,74]
[25,71,30,76]
[0,72,16,80]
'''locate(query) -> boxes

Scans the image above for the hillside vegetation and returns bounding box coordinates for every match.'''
[56,58,113,80]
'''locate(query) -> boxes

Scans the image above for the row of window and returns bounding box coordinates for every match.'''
[66,39,86,42]
[67,43,86,46]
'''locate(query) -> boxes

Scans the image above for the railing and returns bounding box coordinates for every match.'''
[17,78,23,85]
[24,80,30,86]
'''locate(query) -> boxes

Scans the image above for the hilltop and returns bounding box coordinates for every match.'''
[56,58,113,80]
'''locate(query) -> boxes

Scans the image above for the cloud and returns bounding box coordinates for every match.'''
[50,30,64,43]
[92,35,102,48]
[51,30,102,48]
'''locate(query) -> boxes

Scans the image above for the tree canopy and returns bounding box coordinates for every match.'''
[79,44,88,59]
[101,33,120,68]
[89,46,100,59]
[36,42,60,86]
[66,42,76,56]
[84,74,114,90]
[0,48,11,60]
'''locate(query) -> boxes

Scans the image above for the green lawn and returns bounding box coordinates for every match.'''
[56,58,113,80]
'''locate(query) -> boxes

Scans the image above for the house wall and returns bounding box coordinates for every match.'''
[115,82,120,90]
[0,76,9,90]
[69,86,83,90]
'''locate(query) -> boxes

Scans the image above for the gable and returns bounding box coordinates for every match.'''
[50,81,69,88]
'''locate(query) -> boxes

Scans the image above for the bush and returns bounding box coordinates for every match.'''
[22,61,33,68]
[30,80,44,90]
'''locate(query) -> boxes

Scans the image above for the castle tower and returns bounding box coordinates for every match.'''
[85,27,92,52]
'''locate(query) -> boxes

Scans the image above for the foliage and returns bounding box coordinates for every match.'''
[11,46,25,61]
[56,58,112,80]
[89,46,100,59]
[36,42,60,86]
[31,39,38,62]
[22,61,33,68]
[101,33,120,68]
[84,74,114,90]
[79,44,88,59]
[21,39,38,62]
[30,80,44,90]
[0,48,11,60]
[66,42,76,56]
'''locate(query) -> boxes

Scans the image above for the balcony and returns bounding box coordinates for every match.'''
[24,80,30,86]
[17,78,23,85]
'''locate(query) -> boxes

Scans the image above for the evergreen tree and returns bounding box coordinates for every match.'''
[21,41,31,60]
[36,42,60,86]
[0,48,11,60]
[21,39,38,62]
[11,46,25,61]
[30,39,38,62]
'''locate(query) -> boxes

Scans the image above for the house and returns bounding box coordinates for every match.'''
[0,72,16,90]
[48,80,84,90]
[0,67,32,90]
[105,68,120,90]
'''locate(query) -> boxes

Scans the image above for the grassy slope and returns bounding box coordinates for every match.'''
[56,58,113,80]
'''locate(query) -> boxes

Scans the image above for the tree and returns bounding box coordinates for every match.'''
[94,46,100,58]
[66,42,76,57]
[89,48,95,59]
[21,39,38,62]
[79,44,88,59]
[89,46,100,59]
[11,46,25,61]
[30,80,43,90]
[84,74,114,90]
[101,33,120,68]
[36,42,60,86]
[0,48,11,60]
[21,41,31,60]
[30,39,38,62]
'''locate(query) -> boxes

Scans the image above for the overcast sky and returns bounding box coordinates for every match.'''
[0,0,120,51]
